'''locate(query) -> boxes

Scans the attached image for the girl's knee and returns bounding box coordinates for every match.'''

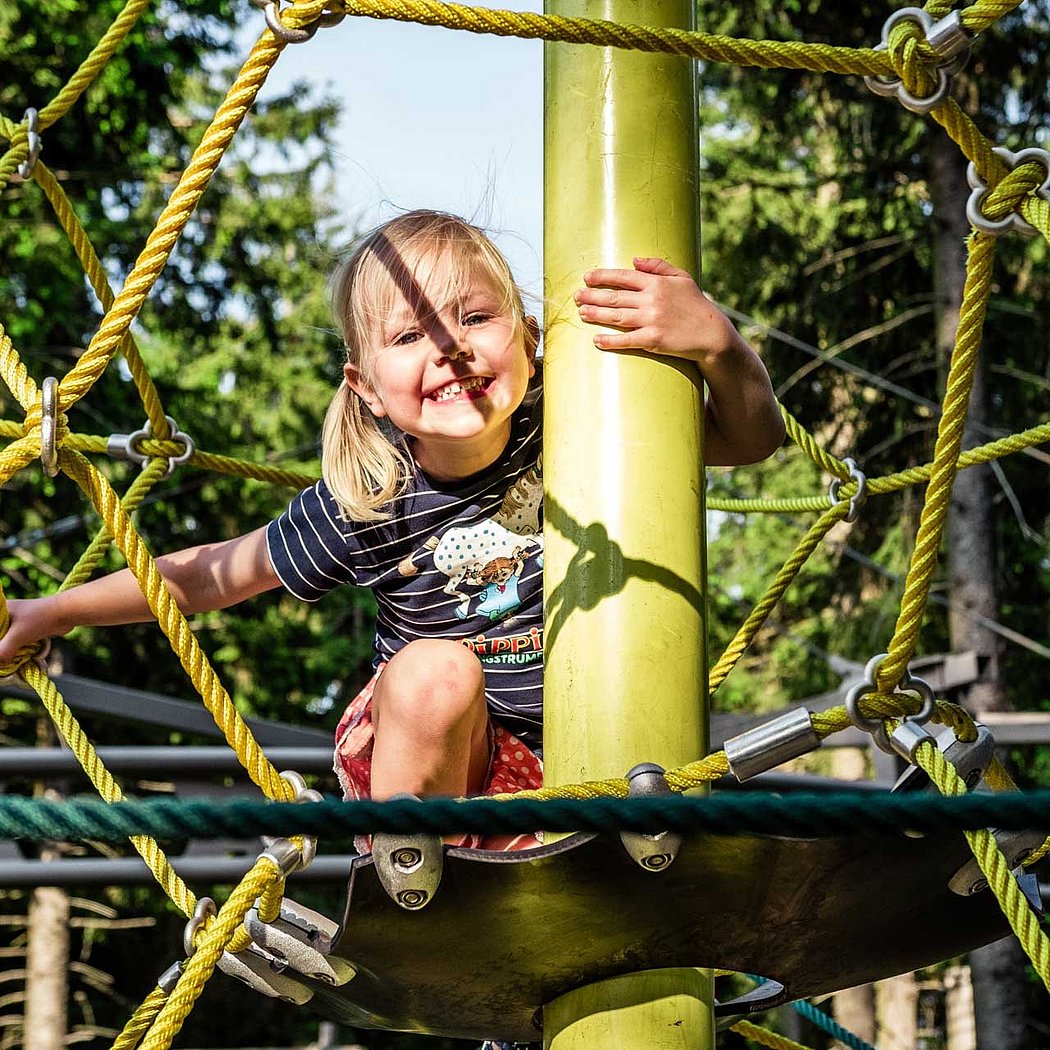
[377,639,485,730]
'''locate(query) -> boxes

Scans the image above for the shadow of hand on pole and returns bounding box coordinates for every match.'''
[544,492,704,659]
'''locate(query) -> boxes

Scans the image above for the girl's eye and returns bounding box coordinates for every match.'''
[392,330,422,346]
[463,312,491,326]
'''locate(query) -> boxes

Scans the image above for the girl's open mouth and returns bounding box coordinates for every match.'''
[429,376,492,403]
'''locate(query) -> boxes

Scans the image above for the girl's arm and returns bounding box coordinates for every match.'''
[0,525,279,663]
[575,257,785,466]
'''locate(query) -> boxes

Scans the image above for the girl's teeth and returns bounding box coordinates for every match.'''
[434,378,484,401]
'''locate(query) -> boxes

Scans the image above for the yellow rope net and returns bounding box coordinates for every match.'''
[2,0,1049,1045]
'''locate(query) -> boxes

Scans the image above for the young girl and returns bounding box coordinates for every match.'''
[0,210,784,849]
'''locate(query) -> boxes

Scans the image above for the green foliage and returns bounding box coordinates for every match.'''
[699,1,1050,725]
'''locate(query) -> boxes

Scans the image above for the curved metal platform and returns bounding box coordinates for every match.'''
[309,825,1014,1042]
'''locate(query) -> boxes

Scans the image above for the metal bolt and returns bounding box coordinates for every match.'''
[392,847,422,869]
[397,889,428,909]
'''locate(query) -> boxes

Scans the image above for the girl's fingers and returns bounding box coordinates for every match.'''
[581,267,649,291]
[592,329,656,350]
[577,304,642,329]
[632,256,687,278]
[574,287,644,310]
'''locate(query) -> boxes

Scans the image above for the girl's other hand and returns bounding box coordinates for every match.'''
[0,597,62,670]
[574,257,736,369]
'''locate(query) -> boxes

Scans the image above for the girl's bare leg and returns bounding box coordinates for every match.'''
[369,639,490,799]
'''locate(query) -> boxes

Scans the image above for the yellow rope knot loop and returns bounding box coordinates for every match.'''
[864,7,970,114]
[252,0,340,42]
[966,147,1050,237]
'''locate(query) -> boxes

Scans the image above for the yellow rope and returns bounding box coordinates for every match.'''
[730,1019,817,1050]
[136,858,282,1050]
[110,986,169,1050]
[915,742,1050,993]
[878,234,995,692]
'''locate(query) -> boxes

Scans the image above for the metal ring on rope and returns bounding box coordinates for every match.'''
[966,146,1050,238]
[862,7,970,115]
[39,376,60,478]
[828,457,867,523]
[845,653,937,754]
[16,107,42,179]
[183,896,217,958]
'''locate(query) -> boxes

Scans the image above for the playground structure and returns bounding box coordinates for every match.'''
[2,0,1050,1048]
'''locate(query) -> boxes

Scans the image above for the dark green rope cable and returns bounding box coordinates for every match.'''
[1,789,1049,842]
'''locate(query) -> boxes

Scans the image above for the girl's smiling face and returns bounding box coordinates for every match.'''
[345,251,537,481]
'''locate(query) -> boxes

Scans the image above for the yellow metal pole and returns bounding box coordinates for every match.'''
[542,0,711,1044]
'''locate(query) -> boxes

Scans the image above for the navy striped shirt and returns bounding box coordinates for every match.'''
[266,387,544,747]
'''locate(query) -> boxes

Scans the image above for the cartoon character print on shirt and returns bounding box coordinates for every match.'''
[397,458,543,622]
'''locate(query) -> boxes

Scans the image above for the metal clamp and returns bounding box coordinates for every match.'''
[966,146,1050,238]
[107,415,194,477]
[157,961,183,995]
[827,457,867,523]
[259,770,323,874]
[218,944,314,1004]
[949,829,1047,897]
[372,796,444,910]
[619,763,681,872]
[257,0,344,42]
[17,107,42,179]
[892,722,996,795]
[183,896,217,957]
[845,653,937,755]
[724,707,821,783]
[39,376,60,477]
[244,897,355,987]
[863,7,971,114]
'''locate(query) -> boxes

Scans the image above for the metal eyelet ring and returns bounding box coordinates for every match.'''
[966,146,1050,238]
[183,897,217,958]
[17,107,42,180]
[264,1,318,42]
[828,457,868,523]
[846,653,937,755]
[40,376,59,478]
[260,770,323,872]
[32,637,52,674]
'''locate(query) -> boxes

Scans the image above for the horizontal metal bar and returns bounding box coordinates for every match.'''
[0,854,355,887]
[0,747,336,777]
[1,672,332,745]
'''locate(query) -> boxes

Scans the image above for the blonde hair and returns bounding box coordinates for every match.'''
[321,210,536,521]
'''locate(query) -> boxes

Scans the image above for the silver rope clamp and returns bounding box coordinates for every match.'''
[244,898,355,987]
[845,652,936,755]
[619,763,681,872]
[724,707,821,783]
[966,146,1050,238]
[157,960,184,995]
[863,8,971,114]
[106,415,194,477]
[17,108,42,179]
[828,456,867,523]
[39,376,60,477]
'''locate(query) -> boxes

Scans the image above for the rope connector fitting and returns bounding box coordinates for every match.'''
[725,707,821,783]
[966,146,1050,238]
[619,763,681,872]
[157,960,183,995]
[828,457,867,523]
[253,0,344,43]
[107,415,194,477]
[845,653,937,755]
[39,377,60,478]
[864,7,970,114]
[259,770,322,874]
[17,108,42,179]
[183,896,217,957]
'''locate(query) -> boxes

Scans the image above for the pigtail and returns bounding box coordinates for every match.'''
[321,381,411,521]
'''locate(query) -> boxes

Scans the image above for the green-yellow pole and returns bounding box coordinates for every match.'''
[542,0,711,1044]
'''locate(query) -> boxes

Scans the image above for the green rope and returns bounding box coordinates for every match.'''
[2,789,1049,841]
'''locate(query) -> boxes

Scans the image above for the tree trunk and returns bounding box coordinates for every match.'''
[930,127,1029,1050]
[23,862,70,1050]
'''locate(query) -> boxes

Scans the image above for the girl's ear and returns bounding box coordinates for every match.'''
[343,362,387,418]
[524,315,540,374]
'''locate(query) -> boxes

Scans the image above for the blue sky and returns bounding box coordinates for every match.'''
[251,3,545,299]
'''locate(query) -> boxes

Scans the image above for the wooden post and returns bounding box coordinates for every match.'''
[542,0,711,1044]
